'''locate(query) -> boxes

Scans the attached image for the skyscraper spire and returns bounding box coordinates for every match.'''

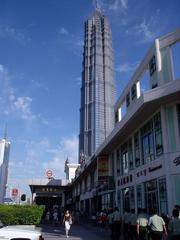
[3,124,7,140]
[95,0,101,12]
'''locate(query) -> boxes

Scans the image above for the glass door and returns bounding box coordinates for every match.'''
[145,180,158,214]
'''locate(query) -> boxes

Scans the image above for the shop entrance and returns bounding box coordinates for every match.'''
[35,195,62,210]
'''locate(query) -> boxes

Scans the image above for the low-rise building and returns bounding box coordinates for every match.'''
[70,29,180,217]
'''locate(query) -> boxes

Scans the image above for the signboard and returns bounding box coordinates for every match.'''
[46,169,53,178]
[98,155,109,181]
[11,188,18,198]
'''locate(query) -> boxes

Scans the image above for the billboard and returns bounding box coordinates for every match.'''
[98,155,109,181]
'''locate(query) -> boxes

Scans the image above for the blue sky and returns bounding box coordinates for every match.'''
[0,0,179,198]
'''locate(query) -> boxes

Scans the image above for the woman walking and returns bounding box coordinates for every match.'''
[63,210,72,238]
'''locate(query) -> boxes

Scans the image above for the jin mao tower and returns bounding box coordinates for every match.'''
[79,6,115,161]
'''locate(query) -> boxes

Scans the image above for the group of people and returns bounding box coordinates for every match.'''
[105,205,180,240]
[43,205,180,239]
[44,207,73,238]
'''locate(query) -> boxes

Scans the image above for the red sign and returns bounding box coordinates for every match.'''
[11,188,18,197]
[46,169,53,178]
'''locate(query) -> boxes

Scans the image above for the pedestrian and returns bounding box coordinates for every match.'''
[148,208,168,240]
[122,208,130,240]
[168,208,180,240]
[53,210,58,226]
[107,208,114,239]
[137,208,149,240]
[129,208,138,240]
[45,210,50,223]
[112,207,121,240]
[63,210,72,238]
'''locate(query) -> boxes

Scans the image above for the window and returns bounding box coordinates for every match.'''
[154,113,163,156]
[128,139,134,170]
[158,178,168,214]
[149,56,156,76]
[137,184,142,209]
[116,150,121,176]
[126,92,130,107]
[131,83,137,100]
[121,143,129,175]
[115,111,118,123]
[141,120,155,163]
[134,132,141,167]
[177,104,180,138]
[121,140,133,174]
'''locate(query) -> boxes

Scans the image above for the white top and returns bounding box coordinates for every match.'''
[137,214,148,227]
[148,214,165,232]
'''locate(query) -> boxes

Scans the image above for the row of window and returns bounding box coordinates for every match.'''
[120,178,167,214]
[116,112,163,176]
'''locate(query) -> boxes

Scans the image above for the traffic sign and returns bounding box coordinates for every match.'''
[46,169,53,178]
[11,188,18,197]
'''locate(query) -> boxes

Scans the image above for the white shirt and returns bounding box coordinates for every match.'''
[148,214,165,232]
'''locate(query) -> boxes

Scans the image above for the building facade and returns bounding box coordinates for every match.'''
[0,138,10,203]
[79,7,115,160]
[70,29,180,218]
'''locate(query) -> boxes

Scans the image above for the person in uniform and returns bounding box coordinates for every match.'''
[137,208,149,240]
[112,207,122,240]
[148,208,168,240]
[168,208,180,240]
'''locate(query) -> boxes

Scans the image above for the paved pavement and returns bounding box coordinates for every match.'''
[38,223,110,240]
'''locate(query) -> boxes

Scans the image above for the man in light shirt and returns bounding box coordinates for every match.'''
[148,208,168,240]
[137,208,149,240]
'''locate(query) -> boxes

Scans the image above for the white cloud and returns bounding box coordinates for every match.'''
[0,64,44,122]
[13,97,36,120]
[116,61,139,73]
[136,21,156,43]
[59,27,69,35]
[75,76,81,85]
[43,135,78,177]
[128,9,161,43]
[0,25,31,44]
[9,135,78,184]
[109,0,128,11]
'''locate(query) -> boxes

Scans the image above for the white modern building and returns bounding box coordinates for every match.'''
[0,137,10,203]
[71,29,180,217]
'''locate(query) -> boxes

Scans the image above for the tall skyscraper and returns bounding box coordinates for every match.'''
[79,6,115,161]
[0,134,10,203]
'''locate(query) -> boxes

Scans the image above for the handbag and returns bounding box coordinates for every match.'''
[69,217,72,225]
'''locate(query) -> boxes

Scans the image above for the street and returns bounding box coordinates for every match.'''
[39,223,110,240]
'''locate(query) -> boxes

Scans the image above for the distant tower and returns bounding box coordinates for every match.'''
[0,128,10,203]
[64,157,80,182]
[79,5,115,161]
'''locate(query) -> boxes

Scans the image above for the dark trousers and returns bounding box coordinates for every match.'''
[139,226,148,240]
[109,224,113,239]
[130,225,138,240]
[123,223,129,240]
[113,221,121,240]
[171,235,180,240]
[149,231,163,240]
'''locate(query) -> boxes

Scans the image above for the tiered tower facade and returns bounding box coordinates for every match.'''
[79,7,115,161]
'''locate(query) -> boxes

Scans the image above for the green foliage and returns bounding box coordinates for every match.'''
[0,204,44,225]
